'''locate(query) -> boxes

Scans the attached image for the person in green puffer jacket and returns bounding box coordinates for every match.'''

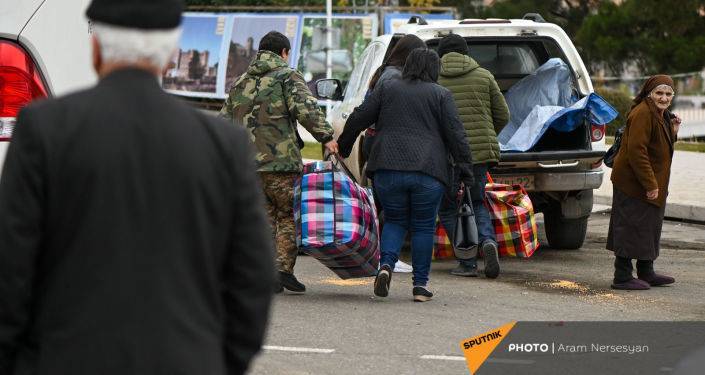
[436,34,510,279]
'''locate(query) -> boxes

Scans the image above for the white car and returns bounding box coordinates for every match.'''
[0,0,95,170]
[317,14,606,249]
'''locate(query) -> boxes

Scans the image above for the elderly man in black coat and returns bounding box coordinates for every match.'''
[0,0,275,374]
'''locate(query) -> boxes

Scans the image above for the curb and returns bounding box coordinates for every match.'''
[594,194,705,223]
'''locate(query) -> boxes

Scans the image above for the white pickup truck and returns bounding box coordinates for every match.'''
[318,14,607,250]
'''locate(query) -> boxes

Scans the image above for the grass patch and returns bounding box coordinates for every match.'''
[605,136,705,153]
[674,141,705,153]
[301,142,323,160]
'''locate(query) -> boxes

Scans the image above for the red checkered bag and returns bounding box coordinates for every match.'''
[433,220,454,260]
[484,178,539,258]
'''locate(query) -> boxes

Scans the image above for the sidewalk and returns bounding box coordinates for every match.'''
[595,150,705,223]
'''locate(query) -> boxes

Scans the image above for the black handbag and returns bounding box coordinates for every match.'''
[603,126,624,168]
[453,186,479,260]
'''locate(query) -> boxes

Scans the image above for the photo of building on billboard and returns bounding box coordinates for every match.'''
[224,15,300,91]
[163,15,226,96]
[297,15,377,93]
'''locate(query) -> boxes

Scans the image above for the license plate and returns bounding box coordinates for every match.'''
[493,175,535,190]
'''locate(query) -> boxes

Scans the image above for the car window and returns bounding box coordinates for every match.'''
[354,42,385,100]
[468,44,540,76]
[343,41,382,103]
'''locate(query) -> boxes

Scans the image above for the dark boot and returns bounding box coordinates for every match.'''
[613,256,634,284]
[611,256,650,290]
[637,260,675,286]
[279,271,306,293]
[611,278,651,290]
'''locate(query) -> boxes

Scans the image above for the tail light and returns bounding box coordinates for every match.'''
[591,124,605,142]
[0,40,47,141]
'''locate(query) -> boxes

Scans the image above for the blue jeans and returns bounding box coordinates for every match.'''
[438,164,495,267]
[374,170,444,287]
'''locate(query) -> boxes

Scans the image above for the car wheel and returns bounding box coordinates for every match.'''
[544,213,588,250]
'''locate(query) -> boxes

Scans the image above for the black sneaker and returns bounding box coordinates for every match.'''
[279,271,306,293]
[412,286,433,302]
[374,264,392,297]
[482,240,500,279]
[450,263,478,277]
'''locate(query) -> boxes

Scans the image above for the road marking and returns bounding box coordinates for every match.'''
[420,355,466,361]
[486,358,535,365]
[420,355,534,365]
[263,345,335,354]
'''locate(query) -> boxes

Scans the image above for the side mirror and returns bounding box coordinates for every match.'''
[315,78,343,101]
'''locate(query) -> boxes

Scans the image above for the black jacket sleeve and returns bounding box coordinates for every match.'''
[0,108,46,374]
[337,82,383,158]
[223,127,276,375]
[439,91,474,184]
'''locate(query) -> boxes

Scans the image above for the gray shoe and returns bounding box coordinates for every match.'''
[450,263,478,277]
[483,240,500,279]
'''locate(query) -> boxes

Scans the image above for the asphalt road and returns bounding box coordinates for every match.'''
[249,215,705,375]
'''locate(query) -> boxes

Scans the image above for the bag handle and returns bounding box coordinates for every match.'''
[486,171,494,184]
[325,153,359,184]
[458,186,476,216]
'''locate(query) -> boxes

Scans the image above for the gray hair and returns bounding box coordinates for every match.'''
[91,22,181,69]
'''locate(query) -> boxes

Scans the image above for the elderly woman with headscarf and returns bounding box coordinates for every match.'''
[608,74,680,290]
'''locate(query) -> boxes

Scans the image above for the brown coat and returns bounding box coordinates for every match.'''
[611,99,675,207]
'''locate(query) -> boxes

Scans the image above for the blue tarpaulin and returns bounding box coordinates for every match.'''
[499,58,618,152]
[499,58,576,148]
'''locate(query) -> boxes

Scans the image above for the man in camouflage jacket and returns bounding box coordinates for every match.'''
[221,31,338,293]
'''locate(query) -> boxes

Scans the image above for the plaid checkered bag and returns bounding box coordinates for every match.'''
[485,183,539,258]
[433,220,454,260]
[294,158,380,279]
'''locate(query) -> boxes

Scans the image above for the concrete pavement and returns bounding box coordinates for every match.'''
[596,150,705,222]
[249,216,705,375]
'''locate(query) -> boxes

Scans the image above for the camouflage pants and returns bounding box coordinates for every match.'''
[259,172,300,274]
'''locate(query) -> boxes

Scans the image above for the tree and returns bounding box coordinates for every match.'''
[188,51,206,80]
[442,0,601,39]
[576,0,705,75]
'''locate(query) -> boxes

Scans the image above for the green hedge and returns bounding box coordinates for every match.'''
[595,87,633,136]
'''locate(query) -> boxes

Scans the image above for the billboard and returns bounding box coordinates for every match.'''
[224,14,301,92]
[296,14,377,93]
[163,14,227,97]
[163,13,377,98]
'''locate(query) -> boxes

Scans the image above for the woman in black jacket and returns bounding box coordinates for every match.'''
[362,34,426,159]
[337,48,474,302]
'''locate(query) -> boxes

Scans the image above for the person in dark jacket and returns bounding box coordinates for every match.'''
[436,34,509,278]
[362,35,426,159]
[608,75,679,290]
[0,1,275,374]
[338,48,474,302]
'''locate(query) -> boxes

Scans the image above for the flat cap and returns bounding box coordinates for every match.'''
[86,0,184,29]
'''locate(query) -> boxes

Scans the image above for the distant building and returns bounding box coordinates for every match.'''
[175,49,211,78]
[225,37,257,90]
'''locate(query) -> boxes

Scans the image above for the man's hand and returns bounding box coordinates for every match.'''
[324,140,339,155]
[646,189,659,200]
